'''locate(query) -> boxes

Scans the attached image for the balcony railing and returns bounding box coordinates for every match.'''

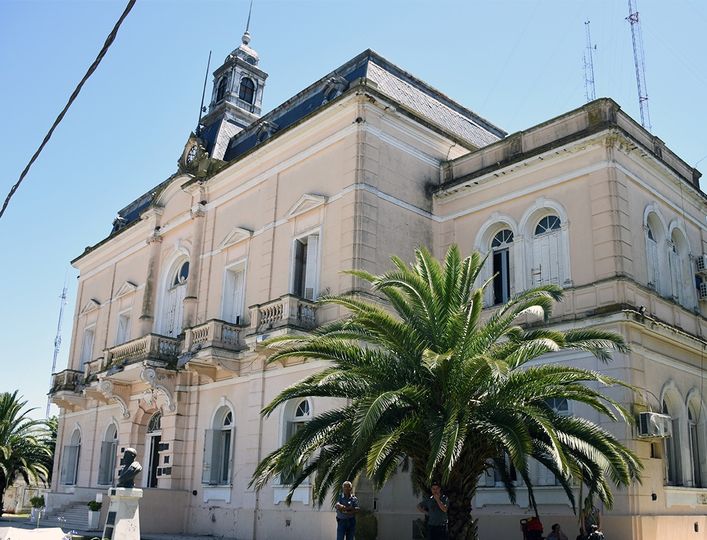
[104,333,181,370]
[249,294,317,333]
[49,369,84,394]
[185,319,244,352]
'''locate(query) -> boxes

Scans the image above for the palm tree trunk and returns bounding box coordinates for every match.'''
[445,477,479,540]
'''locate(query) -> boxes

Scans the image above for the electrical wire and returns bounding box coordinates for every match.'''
[0,0,137,221]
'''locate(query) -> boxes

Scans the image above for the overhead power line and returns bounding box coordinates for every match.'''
[0,0,137,221]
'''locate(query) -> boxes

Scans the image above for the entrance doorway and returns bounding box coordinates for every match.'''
[145,412,162,488]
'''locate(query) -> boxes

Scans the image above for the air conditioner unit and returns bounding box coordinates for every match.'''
[696,254,707,275]
[699,282,707,301]
[637,411,672,438]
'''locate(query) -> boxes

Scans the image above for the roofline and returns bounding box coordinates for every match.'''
[436,97,703,198]
[364,49,506,139]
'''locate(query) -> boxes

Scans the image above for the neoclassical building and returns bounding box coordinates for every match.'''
[48,31,707,540]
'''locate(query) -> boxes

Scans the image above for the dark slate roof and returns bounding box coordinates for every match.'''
[105,49,505,239]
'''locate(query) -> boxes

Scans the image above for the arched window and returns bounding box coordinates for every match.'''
[97,424,118,485]
[216,77,228,102]
[491,229,514,305]
[281,399,311,484]
[688,402,705,488]
[162,260,189,336]
[239,77,255,104]
[202,406,235,485]
[60,429,81,485]
[669,228,694,308]
[145,412,162,488]
[532,215,562,285]
[662,399,682,486]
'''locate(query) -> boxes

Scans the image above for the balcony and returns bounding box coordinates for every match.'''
[49,369,85,410]
[102,333,181,376]
[248,294,317,336]
[185,319,244,352]
[181,319,246,380]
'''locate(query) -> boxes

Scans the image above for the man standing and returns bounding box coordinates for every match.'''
[417,481,449,540]
[335,481,359,540]
[547,523,569,540]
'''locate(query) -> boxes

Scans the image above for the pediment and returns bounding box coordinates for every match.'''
[286,194,327,219]
[115,281,138,298]
[80,299,101,314]
[219,227,253,249]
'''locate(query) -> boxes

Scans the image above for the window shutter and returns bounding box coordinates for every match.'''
[531,239,543,285]
[61,444,79,485]
[293,240,306,297]
[211,430,225,485]
[202,429,216,484]
[303,234,319,300]
[647,237,658,288]
[548,232,560,284]
[231,269,245,322]
[81,330,95,364]
[98,441,110,484]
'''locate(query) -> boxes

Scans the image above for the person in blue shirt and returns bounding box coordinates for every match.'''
[335,481,359,540]
[417,481,449,540]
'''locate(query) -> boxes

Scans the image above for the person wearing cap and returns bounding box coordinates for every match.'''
[335,481,359,540]
[417,481,449,540]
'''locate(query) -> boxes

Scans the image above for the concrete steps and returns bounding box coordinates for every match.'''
[45,501,89,531]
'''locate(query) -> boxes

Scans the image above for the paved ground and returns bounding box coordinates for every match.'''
[1,515,225,540]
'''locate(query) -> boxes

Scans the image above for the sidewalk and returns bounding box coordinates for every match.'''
[1,515,226,540]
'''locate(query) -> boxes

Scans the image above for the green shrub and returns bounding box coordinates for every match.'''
[87,501,102,512]
[29,496,45,508]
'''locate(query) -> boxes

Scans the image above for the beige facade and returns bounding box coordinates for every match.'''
[48,47,706,540]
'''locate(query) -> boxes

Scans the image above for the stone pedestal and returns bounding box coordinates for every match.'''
[102,487,143,540]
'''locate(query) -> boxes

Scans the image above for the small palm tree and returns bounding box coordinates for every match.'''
[0,391,52,514]
[250,246,642,539]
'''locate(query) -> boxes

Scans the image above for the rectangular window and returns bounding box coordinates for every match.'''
[80,327,95,365]
[222,264,246,324]
[292,233,319,300]
[116,312,131,345]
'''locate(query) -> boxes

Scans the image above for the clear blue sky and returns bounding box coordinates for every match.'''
[1,0,706,418]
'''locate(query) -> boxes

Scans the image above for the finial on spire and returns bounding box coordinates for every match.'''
[242,0,253,44]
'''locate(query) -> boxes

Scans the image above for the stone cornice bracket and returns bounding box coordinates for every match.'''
[97,379,131,419]
[140,365,177,412]
[190,201,207,219]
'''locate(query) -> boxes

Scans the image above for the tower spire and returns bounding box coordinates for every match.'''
[243,0,254,44]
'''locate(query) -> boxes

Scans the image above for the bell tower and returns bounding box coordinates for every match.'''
[198,7,268,160]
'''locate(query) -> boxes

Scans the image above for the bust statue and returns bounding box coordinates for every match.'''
[117,448,143,488]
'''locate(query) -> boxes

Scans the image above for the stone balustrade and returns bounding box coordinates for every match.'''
[49,369,84,394]
[104,334,181,370]
[249,294,317,333]
[184,319,244,352]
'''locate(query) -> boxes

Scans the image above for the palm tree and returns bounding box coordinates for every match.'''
[0,391,52,514]
[250,246,642,539]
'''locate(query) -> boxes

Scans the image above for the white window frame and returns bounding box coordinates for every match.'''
[290,229,321,301]
[159,257,190,337]
[60,428,81,486]
[221,260,247,325]
[202,405,235,487]
[80,325,96,365]
[116,310,131,345]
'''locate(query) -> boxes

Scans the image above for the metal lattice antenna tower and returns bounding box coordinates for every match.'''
[46,281,68,417]
[583,20,597,102]
[626,0,651,130]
